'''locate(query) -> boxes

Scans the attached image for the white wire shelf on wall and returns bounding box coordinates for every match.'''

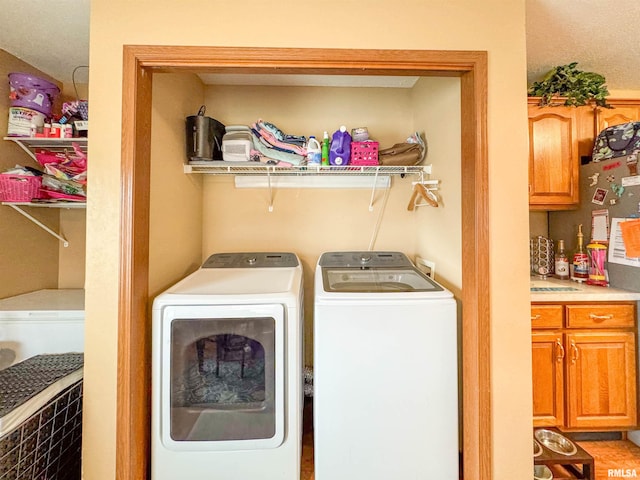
[184,161,426,177]
[4,137,88,161]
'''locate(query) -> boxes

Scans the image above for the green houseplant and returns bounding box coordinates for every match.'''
[528,62,610,107]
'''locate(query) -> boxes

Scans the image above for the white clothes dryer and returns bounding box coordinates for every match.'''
[314,251,459,480]
[151,252,304,480]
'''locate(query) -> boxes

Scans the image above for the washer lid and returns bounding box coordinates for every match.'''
[202,252,299,268]
[319,251,412,268]
[322,268,443,293]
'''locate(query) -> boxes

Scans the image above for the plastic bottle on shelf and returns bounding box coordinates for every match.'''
[329,126,352,166]
[306,136,321,166]
[321,131,330,166]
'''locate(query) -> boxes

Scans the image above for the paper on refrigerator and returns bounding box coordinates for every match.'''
[609,218,640,267]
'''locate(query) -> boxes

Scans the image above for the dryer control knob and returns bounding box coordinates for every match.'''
[246,257,257,265]
[359,254,372,264]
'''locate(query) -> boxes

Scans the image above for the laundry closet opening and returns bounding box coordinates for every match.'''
[117,46,489,480]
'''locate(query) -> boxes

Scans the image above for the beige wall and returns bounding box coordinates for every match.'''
[202,81,429,364]
[149,74,205,298]
[86,1,531,479]
[0,50,60,298]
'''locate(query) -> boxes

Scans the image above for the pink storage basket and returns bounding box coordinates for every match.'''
[0,174,43,202]
[350,141,379,166]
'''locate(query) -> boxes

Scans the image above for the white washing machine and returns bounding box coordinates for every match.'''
[151,252,304,480]
[0,289,85,370]
[314,251,458,480]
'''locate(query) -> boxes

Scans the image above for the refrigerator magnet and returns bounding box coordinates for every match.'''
[592,188,608,205]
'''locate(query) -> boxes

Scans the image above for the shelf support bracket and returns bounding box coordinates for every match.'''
[267,168,274,212]
[368,168,381,211]
[7,204,70,247]
[11,139,38,161]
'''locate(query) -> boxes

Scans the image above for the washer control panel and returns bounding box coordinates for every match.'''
[318,251,414,268]
[202,252,299,268]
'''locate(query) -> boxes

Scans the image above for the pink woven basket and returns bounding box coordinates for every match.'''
[0,174,43,202]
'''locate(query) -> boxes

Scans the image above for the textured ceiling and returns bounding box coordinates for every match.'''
[0,0,638,91]
[526,0,640,91]
[0,0,90,84]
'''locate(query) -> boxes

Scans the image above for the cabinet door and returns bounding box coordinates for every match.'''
[528,106,580,210]
[566,331,637,428]
[596,103,640,132]
[532,331,565,427]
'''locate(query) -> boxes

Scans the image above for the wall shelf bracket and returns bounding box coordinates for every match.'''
[2,202,86,247]
[368,168,381,211]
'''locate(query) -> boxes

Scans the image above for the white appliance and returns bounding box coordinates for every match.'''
[0,289,85,370]
[151,252,304,480]
[313,251,458,480]
[222,129,252,161]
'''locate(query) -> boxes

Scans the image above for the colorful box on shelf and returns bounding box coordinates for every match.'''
[350,141,379,166]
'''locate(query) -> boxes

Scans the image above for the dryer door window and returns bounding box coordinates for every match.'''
[160,304,285,450]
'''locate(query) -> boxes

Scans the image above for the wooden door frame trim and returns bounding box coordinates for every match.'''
[117,46,490,480]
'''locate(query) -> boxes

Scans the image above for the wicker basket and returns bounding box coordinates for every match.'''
[350,141,379,166]
[0,174,43,202]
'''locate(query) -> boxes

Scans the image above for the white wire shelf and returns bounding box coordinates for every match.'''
[184,161,427,176]
[4,137,88,161]
[2,201,86,209]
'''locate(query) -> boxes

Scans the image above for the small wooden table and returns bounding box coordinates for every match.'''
[534,428,594,480]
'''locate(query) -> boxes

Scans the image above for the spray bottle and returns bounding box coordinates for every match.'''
[321,131,330,166]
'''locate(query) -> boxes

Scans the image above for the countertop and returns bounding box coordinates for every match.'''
[530,277,640,302]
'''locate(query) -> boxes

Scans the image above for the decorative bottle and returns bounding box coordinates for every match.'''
[554,240,570,280]
[571,224,589,282]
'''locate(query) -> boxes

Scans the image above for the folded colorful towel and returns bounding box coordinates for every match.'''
[258,119,307,146]
[250,133,306,166]
[252,123,307,156]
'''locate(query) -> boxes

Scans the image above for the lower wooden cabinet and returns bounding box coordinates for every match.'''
[532,302,638,430]
[532,331,564,426]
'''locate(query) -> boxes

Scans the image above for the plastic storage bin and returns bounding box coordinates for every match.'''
[350,141,379,166]
[0,174,43,202]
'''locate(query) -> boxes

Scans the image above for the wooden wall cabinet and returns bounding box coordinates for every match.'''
[527,98,640,210]
[527,103,581,210]
[596,100,640,132]
[531,302,637,430]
